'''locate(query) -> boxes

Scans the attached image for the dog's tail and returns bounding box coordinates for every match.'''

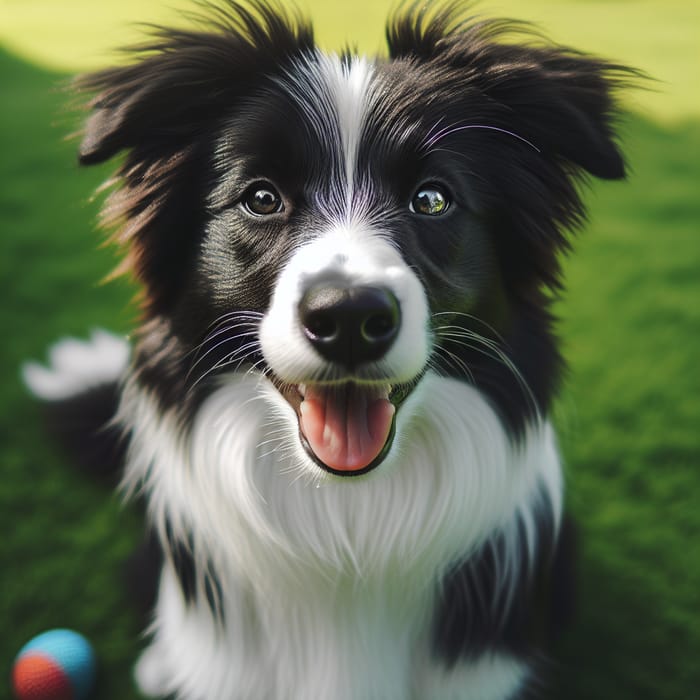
[22,329,131,481]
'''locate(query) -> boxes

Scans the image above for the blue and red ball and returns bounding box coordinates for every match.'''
[12,629,96,700]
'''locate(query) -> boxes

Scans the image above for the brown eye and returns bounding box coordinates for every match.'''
[242,183,283,216]
[410,185,449,216]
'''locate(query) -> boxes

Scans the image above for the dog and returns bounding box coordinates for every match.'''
[23,1,632,697]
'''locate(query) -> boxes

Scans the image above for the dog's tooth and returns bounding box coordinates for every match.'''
[299,383,307,397]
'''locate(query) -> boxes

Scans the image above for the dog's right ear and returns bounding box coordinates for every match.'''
[77,67,172,165]
[76,1,314,166]
[73,2,314,313]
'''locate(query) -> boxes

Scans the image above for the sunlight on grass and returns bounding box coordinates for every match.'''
[0,0,698,121]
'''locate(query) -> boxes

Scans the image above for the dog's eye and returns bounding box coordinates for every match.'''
[410,185,449,216]
[242,183,283,216]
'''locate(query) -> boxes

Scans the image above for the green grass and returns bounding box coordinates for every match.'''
[1,2,699,698]
[551,115,700,698]
[0,50,142,699]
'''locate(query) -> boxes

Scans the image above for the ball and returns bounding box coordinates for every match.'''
[12,629,96,700]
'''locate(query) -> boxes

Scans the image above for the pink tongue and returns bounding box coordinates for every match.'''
[299,385,395,472]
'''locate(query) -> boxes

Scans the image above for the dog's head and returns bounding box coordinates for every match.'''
[78,0,630,477]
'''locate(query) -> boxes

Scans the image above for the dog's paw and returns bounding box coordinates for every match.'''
[22,329,130,401]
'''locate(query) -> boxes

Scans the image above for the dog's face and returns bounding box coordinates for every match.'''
[77,1,626,477]
[202,53,504,475]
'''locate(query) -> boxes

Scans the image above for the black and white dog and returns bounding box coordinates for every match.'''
[24,1,631,697]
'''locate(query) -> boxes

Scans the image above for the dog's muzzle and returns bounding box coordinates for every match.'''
[292,284,400,475]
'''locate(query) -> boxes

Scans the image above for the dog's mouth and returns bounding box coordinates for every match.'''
[276,380,412,476]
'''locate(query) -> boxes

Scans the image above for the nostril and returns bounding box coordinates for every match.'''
[305,311,338,341]
[362,310,397,343]
[299,287,348,343]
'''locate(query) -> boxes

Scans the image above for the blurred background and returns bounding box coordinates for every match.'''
[1,1,698,698]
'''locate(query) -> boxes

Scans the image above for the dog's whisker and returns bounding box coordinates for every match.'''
[185,324,258,367]
[190,315,261,352]
[433,327,540,418]
[422,123,541,154]
[183,312,262,368]
[421,115,448,146]
[431,312,508,346]
[419,117,464,150]
[188,340,263,393]
[186,332,260,386]
[430,346,476,384]
[206,310,264,332]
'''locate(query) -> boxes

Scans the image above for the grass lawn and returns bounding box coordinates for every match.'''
[1,2,698,698]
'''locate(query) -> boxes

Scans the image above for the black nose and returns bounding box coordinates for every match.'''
[299,285,401,367]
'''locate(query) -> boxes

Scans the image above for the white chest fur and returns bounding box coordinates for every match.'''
[123,371,560,699]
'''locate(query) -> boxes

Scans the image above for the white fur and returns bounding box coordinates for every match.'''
[323,55,375,209]
[279,52,375,222]
[22,329,130,400]
[120,368,561,699]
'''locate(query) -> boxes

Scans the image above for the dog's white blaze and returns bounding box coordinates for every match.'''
[281,52,375,222]
[318,54,375,212]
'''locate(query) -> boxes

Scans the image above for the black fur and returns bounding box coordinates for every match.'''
[433,509,577,667]
[163,520,225,621]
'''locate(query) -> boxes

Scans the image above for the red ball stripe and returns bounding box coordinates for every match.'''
[12,652,73,700]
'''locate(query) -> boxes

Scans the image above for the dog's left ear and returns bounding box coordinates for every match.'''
[478,46,628,181]
[388,12,633,181]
